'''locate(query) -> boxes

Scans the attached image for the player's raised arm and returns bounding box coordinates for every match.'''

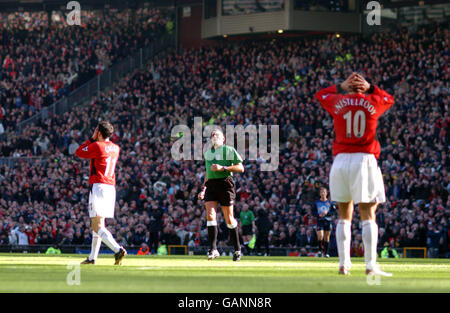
[75,140,102,159]
[314,84,340,115]
[315,73,358,100]
[368,85,395,108]
[315,73,358,114]
[314,85,338,102]
[353,74,394,108]
[75,127,102,159]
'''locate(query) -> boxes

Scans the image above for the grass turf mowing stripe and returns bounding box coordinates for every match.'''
[0,254,449,293]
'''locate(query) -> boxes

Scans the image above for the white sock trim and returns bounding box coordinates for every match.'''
[207,220,217,226]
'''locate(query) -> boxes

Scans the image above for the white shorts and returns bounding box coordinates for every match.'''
[88,183,116,218]
[329,153,386,205]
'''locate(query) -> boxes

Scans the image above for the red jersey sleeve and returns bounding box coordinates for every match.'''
[368,85,394,113]
[75,139,102,159]
[314,85,341,115]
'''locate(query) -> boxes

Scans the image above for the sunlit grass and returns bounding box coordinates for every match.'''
[0,254,449,292]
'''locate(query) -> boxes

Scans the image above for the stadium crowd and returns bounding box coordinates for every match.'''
[0,8,173,134]
[0,20,448,258]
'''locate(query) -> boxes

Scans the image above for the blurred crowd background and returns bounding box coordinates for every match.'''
[0,8,448,258]
[0,8,173,134]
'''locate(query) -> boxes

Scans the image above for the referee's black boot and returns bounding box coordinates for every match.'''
[232,250,241,262]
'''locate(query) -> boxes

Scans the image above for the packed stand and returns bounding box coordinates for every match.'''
[0,8,174,135]
[0,21,449,258]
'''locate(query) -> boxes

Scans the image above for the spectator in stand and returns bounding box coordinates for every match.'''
[10,224,29,245]
[239,204,256,252]
[255,206,271,256]
[381,241,399,258]
[304,228,318,250]
[161,224,181,246]
[148,204,164,253]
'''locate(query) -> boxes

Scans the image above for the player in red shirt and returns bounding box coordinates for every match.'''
[315,73,394,277]
[75,121,127,265]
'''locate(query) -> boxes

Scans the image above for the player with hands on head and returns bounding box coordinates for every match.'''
[315,72,394,277]
[75,121,127,265]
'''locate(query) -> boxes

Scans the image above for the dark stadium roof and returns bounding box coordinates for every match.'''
[0,0,449,12]
[376,0,450,8]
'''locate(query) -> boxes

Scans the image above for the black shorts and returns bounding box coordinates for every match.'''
[242,224,253,236]
[317,218,332,231]
[204,176,236,206]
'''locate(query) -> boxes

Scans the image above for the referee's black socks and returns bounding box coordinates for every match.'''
[207,226,218,250]
[323,240,329,255]
[229,227,241,252]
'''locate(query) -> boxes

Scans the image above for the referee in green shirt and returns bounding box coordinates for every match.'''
[198,129,244,261]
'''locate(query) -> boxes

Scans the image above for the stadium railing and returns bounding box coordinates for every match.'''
[168,245,188,255]
[0,33,175,141]
[0,244,304,256]
[0,244,442,258]
[403,247,427,258]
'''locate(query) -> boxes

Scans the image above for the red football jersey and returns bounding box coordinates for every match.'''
[315,85,394,159]
[75,139,120,185]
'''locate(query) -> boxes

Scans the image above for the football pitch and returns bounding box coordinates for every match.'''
[0,254,449,293]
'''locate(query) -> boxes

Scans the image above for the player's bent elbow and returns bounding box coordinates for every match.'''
[74,151,87,159]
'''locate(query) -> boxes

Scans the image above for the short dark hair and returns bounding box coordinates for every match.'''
[210,129,224,138]
[98,121,114,139]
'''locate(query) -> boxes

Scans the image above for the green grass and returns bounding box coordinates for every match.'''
[0,254,449,293]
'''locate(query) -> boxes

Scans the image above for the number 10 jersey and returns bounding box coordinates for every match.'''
[315,85,394,159]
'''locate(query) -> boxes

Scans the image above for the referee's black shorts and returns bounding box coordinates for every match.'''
[204,176,236,206]
[242,224,253,236]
